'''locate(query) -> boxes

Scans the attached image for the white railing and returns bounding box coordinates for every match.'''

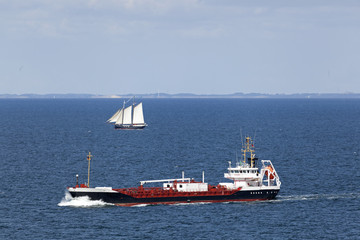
[260,160,281,187]
[140,178,191,185]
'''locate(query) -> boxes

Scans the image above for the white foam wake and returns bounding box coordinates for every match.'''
[58,191,114,208]
[272,192,360,202]
[130,204,151,207]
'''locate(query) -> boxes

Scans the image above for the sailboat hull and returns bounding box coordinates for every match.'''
[115,124,147,130]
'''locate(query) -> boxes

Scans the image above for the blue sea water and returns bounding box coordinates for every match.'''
[0,98,359,239]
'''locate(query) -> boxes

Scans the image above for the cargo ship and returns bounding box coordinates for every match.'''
[67,137,281,206]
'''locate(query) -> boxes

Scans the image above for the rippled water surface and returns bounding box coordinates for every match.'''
[0,98,359,239]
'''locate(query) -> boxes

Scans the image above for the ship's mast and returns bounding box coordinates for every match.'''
[121,100,125,125]
[242,136,256,167]
[87,152,92,187]
[131,96,135,126]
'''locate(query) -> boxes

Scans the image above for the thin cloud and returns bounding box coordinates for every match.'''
[177,26,226,38]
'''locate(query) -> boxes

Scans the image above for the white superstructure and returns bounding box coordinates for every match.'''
[219,137,281,191]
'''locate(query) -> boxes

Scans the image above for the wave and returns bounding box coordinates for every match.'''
[130,204,151,207]
[58,191,114,208]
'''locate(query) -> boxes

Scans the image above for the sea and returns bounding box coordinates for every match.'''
[0,98,359,239]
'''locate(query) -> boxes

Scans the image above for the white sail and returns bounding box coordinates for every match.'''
[107,109,121,123]
[114,109,124,125]
[133,102,145,124]
[122,105,133,125]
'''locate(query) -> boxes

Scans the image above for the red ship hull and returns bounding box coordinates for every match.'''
[68,185,279,206]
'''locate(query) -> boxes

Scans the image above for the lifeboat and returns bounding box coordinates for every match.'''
[265,166,276,179]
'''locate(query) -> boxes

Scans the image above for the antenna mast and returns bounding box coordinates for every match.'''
[241,136,256,167]
[87,152,92,187]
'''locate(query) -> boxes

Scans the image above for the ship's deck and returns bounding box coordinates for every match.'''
[113,185,240,198]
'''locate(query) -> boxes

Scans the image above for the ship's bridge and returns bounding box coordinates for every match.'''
[224,160,260,181]
[220,161,262,189]
[224,166,260,181]
[221,136,281,190]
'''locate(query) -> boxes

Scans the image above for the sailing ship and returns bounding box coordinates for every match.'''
[67,137,281,206]
[107,99,147,129]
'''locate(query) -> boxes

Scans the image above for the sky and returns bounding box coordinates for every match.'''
[1,0,360,95]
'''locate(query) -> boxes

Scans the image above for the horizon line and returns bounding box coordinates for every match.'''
[1,92,360,99]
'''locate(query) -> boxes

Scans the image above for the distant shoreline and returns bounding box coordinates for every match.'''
[1,93,360,99]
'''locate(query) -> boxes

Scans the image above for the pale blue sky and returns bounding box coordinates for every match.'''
[1,0,360,95]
